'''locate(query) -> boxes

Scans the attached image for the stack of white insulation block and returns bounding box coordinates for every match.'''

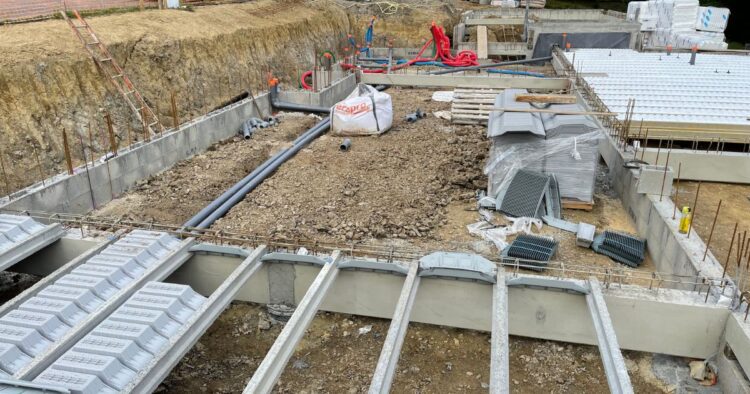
[627,0,730,50]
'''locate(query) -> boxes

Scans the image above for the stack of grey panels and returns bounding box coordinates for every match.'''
[0,230,181,378]
[486,90,601,204]
[33,282,206,393]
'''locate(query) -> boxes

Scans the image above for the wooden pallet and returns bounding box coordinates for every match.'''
[451,88,503,125]
[562,198,595,211]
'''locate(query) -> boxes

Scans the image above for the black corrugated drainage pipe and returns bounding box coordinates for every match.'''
[427,56,553,75]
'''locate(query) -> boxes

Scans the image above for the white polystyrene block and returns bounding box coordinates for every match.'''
[139,282,206,310]
[91,320,168,355]
[38,285,104,313]
[74,334,154,372]
[122,294,192,324]
[55,274,118,300]
[115,238,169,258]
[34,369,117,394]
[0,214,45,234]
[108,307,182,338]
[51,351,136,391]
[125,230,181,250]
[19,297,87,326]
[73,264,133,289]
[0,342,32,374]
[100,245,158,268]
[0,323,52,356]
[87,255,145,279]
[0,310,70,341]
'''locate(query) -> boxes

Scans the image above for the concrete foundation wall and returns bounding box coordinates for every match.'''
[168,254,731,359]
[278,73,356,108]
[1,95,271,215]
[640,149,750,184]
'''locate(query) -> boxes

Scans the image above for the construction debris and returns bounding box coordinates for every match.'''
[576,223,596,248]
[405,109,427,123]
[591,231,647,268]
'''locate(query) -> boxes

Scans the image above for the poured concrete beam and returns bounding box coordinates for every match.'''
[490,269,509,394]
[360,73,569,90]
[369,263,420,394]
[244,251,342,393]
[586,277,633,394]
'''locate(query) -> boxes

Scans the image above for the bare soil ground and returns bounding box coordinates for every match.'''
[158,302,667,393]
[680,181,750,285]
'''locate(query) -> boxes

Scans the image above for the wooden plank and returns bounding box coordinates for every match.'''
[477,26,489,60]
[562,199,594,211]
[465,18,525,26]
[515,94,577,104]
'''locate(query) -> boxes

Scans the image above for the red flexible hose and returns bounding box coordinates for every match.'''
[307,23,478,83]
[300,70,314,91]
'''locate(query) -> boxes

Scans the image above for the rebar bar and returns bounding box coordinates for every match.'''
[687,182,701,238]
[703,200,722,261]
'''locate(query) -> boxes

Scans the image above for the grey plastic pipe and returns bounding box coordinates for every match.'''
[427,56,553,75]
[340,138,352,151]
[195,117,331,229]
[270,85,331,113]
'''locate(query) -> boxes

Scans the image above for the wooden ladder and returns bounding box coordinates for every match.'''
[60,9,164,136]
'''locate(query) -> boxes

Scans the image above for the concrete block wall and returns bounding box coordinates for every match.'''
[0,94,271,214]
[599,135,726,287]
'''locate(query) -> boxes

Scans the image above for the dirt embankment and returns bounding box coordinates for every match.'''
[0,0,350,194]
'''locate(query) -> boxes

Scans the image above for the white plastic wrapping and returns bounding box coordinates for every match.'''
[467,216,542,251]
[331,84,393,136]
[484,130,604,203]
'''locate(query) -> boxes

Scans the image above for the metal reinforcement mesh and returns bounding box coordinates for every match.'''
[502,234,558,271]
[498,169,550,218]
[592,231,646,267]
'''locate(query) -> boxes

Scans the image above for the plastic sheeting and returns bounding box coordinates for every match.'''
[485,129,603,203]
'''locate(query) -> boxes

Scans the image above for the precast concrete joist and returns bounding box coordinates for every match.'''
[369,263,420,394]
[0,214,65,273]
[359,73,570,90]
[12,232,194,380]
[490,269,509,394]
[586,277,633,394]
[120,246,268,393]
[244,251,343,393]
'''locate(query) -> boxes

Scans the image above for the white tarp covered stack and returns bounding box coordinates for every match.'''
[628,0,730,50]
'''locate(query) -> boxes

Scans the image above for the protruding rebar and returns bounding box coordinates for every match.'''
[687,181,701,238]
[703,199,722,261]
[723,223,739,279]
[672,162,682,220]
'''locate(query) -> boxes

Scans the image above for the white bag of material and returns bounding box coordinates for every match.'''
[331,84,393,136]
[695,6,730,33]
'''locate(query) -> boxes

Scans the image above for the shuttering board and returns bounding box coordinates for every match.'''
[451,88,503,125]
[34,282,206,394]
[0,231,183,377]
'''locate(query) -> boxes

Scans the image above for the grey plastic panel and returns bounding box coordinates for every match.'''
[0,231,182,379]
[419,252,497,284]
[39,281,206,393]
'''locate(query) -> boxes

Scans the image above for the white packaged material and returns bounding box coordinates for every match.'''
[331,84,393,136]
[695,6,730,33]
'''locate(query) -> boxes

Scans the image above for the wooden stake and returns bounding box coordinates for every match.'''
[687,181,701,238]
[62,128,74,175]
[87,122,95,167]
[105,113,118,156]
[141,108,150,142]
[0,148,10,195]
[32,144,45,186]
[514,94,577,104]
[171,91,179,128]
[703,199,722,261]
